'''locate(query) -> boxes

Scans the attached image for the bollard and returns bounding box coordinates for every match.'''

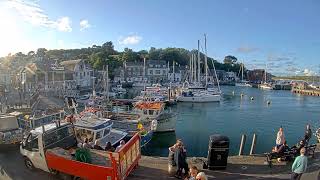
[238,134,246,156]
[250,133,257,155]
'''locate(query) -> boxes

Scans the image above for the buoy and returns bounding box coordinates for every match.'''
[250,97,254,100]
[232,91,235,96]
[240,93,244,97]
[267,101,271,105]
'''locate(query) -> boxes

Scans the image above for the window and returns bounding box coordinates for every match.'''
[149,110,154,115]
[75,72,78,77]
[103,128,110,136]
[155,70,161,74]
[96,130,103,139]
[87,72,89,76]
[163,70,166,74]
[25,134,39,151]
[143,110,148,115]
[149,70,153,75]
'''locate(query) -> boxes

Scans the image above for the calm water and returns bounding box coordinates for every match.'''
[142,86,320,157]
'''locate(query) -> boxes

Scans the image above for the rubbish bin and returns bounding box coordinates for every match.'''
[207,134,229,170]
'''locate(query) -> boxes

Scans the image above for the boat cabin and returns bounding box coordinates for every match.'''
[74,114,113,144]
[134,102,164,119]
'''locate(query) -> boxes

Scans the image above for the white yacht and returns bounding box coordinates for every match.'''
[235,62,251,87]
[177,35,221,102]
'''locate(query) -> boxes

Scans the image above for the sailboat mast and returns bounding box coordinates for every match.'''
[242,61,244,81]
[204,34,208,86]
[265,63,267,83]
[173,60,175,82]
[106,65,109,102]
[193,54,196,82]
[143,57,146,91]
[189,55,192,82]
[197,40,201,83]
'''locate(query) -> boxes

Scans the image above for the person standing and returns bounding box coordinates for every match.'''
[291,147,308,180]
[304,124,312,144]
[115,140,125,152]
[276,127,285,148]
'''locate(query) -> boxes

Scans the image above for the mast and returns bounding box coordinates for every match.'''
[106,65,109,102]
[143,57,146,91]
[193,54,196,83]
[204,34,208,87]
[241,61,244,81]
[173,61,175,82]
[265,63,267,83]
[189,55,192,82]
[197,40,201,83]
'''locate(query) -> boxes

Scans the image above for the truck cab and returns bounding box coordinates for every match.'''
[20,122,77,172]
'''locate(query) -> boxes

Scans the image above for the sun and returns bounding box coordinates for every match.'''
[0,6,21,56]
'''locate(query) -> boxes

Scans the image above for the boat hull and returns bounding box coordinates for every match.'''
[176,94,221,102]
[235,83,252,87]
[153,114,177,133]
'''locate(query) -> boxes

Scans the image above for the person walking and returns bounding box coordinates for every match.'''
[276,127,285,148]
[291,147,308,180]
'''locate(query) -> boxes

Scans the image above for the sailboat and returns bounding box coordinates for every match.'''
[177,34,221,102]
[235,62,251,87]
[259,63,272,90]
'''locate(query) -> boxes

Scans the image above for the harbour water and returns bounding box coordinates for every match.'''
[143,86,320,157]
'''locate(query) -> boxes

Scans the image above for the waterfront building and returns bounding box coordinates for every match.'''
[247,69,272,83]
[146,60,168,83]
[60,59,93,91]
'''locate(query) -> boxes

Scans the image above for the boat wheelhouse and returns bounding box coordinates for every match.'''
[73,112,127,148]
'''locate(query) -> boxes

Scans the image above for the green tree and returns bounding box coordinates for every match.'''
[223,55,237,64]
[36,48,47,57]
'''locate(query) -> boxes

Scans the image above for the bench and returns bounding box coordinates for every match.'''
[265,144,317,168]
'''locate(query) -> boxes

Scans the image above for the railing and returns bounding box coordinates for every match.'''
[116,133,141,179]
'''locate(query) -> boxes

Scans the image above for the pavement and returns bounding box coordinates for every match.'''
[1,144,319,180]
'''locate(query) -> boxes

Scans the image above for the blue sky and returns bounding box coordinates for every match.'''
[0,0,320,75]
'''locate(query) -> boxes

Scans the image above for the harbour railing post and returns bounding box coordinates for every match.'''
[238,134,246,156]
[250,133,257,155]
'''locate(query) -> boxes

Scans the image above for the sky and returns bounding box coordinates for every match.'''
[0,0,320,76]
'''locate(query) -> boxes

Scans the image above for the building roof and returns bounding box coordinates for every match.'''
[60,59,83,71]
[147,60,167,66]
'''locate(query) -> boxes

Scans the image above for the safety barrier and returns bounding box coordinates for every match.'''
[117,133,141,179]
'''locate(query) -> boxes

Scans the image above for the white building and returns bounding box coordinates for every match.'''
[60,59,93,90]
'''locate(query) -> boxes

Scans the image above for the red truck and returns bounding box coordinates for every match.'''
[20,122,141,180]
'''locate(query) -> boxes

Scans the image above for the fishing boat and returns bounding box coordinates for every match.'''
[177,35,221,102]
[235,62,251,87]
[72,110,127,148]
[108,112,155,147]
[133,101,176,132]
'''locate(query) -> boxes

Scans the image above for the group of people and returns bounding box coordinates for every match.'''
[78,138,126,152]
[169,139,208,180]
[273,125,312,180]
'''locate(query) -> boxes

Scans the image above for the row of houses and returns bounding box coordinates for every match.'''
[0,58,273,98]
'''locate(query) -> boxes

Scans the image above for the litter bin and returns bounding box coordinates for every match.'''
[207,134,229,170]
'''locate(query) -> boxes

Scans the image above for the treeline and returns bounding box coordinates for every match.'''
[0,41,243,76]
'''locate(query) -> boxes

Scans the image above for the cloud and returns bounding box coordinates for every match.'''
[118,35,142,45]
[303,69,315,76]
[5,0,72,32]
[267,54,292,62]
[236,46,259,53]
[80,19,91,31]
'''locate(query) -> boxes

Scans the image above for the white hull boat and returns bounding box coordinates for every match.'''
[177,93,221,102]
